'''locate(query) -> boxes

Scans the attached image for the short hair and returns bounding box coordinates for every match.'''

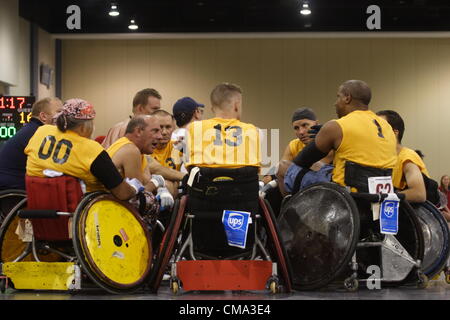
[340,80,372,106]
[174,110,195,128]
[152,109,174,120]
[56,117,93,133]
[31,97,60,117]
[415,150,424,159]
[376,109,405,143]
[132,88,161,111]
[125,115,151,134]
[210,82,242,108]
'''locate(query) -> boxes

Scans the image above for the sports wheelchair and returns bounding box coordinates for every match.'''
[147,166,292,294]
[0,175,155,294]
[276,162,446,291]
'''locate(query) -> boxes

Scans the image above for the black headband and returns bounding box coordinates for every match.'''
[292,107,317,123]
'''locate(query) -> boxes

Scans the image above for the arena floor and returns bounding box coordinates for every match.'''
[1,276,450,301]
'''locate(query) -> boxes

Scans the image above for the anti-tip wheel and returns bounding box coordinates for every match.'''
[417,273,429,289]
[444,269,450,284]
[269,281,278,294]
[170,280,179,295]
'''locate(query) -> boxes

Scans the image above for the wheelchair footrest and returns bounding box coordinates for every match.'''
[176,260,273,291]
[2,262,81,291]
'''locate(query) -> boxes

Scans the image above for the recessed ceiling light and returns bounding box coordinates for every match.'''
[109,3,120,16]
[300,3,311,15]
[128,20,138,30]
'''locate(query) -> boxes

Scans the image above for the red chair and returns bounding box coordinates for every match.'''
[24,175,83,241]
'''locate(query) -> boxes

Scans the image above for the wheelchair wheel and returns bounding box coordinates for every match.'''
[0,190,26,226]
[261,198,293,292]
[0,193,29,262]
[72,192,152,294]
[411,201,450,280]
[148,196,184,293]
[277,182,360,290]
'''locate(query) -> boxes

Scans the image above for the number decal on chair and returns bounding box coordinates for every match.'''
[375,183,392,193]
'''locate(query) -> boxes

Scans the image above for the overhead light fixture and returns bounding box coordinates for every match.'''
[109,3,120,16]
[300,2,311,15]
[128,19,138,30]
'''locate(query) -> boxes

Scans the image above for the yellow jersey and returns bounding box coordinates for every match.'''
[106,137,148,174]
[152,141,182,171]
[393,147,430,190]
[25,125,104,192]
[288,138,305,159]
[333,110,397,187]
[185,117,261,168]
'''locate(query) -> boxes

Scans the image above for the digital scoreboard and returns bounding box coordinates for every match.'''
[0,96,35,142]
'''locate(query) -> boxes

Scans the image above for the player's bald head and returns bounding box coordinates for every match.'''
[339,80,372,106]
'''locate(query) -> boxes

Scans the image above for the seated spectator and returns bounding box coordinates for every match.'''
[439,175,450,205]
[25,99,137,201]
[0,97,62,190]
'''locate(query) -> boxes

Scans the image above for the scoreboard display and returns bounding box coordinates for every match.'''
[0,96,35,142]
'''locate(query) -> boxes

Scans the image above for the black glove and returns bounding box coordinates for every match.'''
[308,124,323,139]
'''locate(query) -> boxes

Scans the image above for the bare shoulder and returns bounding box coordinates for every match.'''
[113,143,141,164]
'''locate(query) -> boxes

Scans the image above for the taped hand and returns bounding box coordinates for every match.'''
[156,187,174,210]
[125,177,145,194]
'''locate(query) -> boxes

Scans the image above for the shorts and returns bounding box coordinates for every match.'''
[284,163,333,193]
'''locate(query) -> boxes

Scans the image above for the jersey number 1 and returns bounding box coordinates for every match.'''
[373,119,384,138]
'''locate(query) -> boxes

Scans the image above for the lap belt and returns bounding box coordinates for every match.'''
[186,166,259,200]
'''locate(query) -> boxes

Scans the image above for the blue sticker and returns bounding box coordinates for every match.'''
[222,210,251,249]
[380,199,399,234]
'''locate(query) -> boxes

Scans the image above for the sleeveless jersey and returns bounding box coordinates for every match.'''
[106,137,148,174]
[288,138,305,159]
[185,117,261,168]
[152,141,182,171]
[393,147,430,190]
[25,125,104,192]
[333,110,397,187]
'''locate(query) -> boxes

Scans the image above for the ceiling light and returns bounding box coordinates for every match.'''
[128,20,138,30]
[109,3,120,16]
[300,3,311,15]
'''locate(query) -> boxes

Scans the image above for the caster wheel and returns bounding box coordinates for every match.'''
[344,277,359,292]
[417,273,428,289]
[170,280,179,295]
[445,274,450,284]
[269,281,278,294]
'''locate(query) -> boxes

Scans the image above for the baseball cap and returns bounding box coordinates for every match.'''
[173,97,204,115]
